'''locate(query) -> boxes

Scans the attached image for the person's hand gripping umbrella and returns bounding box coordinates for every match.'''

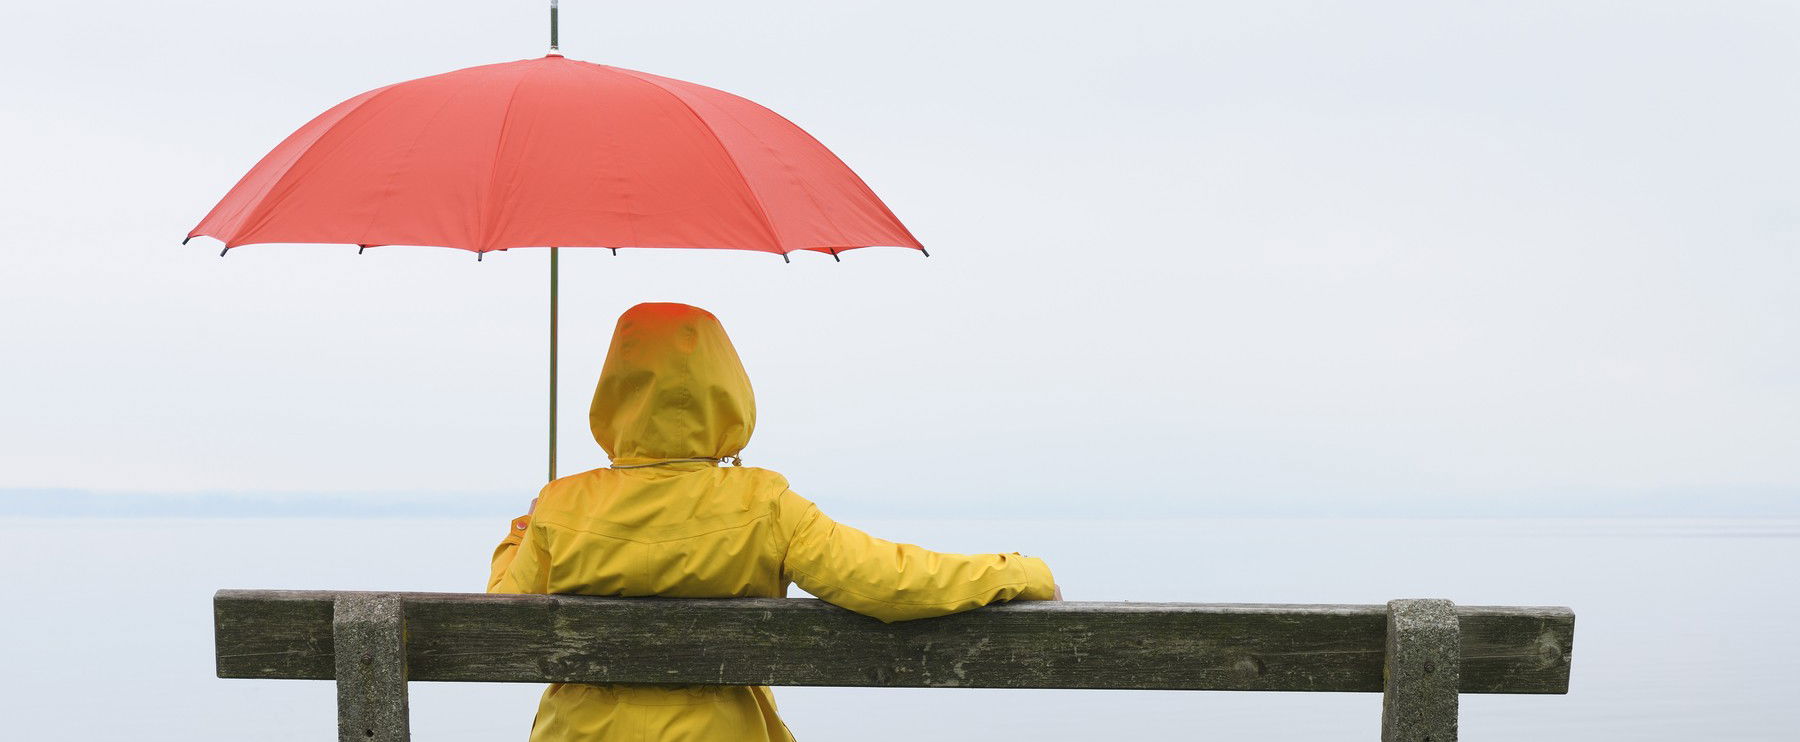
[186,2,924,481]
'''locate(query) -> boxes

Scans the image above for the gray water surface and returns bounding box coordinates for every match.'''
[2,517,1792,740]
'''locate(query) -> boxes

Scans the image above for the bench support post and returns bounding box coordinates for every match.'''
[1381,599,1460,742]
[333,594,410,742]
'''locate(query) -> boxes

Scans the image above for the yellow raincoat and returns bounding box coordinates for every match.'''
[489,303,1056,742]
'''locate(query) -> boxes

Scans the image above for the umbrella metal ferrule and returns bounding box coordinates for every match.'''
[549,0,559,54]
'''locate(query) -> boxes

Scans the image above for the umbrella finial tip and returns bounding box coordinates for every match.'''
[181,236,192,245]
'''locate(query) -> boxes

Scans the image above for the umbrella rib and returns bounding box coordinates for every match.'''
[659,81,859,255]
[226,84,410,248]
[192,84,393,246]
[474,66,537,253]
[602,66,789,257]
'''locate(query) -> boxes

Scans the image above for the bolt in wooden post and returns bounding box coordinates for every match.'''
[333,594,410,742]
[1381,599,1460,742]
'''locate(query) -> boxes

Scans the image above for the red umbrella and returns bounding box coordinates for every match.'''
[186,2,923,479]
[187,55,922,258]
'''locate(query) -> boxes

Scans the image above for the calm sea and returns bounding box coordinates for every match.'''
[3,516,1794,740]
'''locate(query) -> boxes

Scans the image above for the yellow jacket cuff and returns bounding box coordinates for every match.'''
[1015,555,1057,601]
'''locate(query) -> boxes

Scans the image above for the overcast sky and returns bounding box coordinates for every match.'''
[2,1,1796,513]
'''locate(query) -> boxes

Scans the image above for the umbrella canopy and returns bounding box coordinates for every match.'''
[188,53,922,258]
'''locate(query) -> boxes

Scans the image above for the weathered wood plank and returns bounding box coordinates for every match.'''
[1456,604,1574,694]
[1382,599,1461,742]
[215,590,1573,694]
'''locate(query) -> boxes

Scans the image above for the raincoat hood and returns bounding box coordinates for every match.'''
[590,303,755,466]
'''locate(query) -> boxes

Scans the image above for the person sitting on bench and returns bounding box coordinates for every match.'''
[490,301,1059,742]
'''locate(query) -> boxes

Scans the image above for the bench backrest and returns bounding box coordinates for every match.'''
[214,590,1573,741]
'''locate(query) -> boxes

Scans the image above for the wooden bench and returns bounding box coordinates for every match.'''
[214,590,1574,741]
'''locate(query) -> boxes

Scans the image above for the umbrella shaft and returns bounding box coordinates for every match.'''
[549,246,559,482]
[550,1,559,51]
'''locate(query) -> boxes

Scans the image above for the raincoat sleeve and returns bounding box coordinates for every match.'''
[774,489,1056,623]
[487,514,550,594]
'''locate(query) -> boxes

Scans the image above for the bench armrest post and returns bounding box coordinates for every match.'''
[333,593,411,742]
[1381,598,1460,742]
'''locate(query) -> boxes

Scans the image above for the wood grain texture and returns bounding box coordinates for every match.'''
[214,590,1573,694]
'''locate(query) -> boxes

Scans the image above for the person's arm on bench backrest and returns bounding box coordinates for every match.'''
[775,489,1057,623]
